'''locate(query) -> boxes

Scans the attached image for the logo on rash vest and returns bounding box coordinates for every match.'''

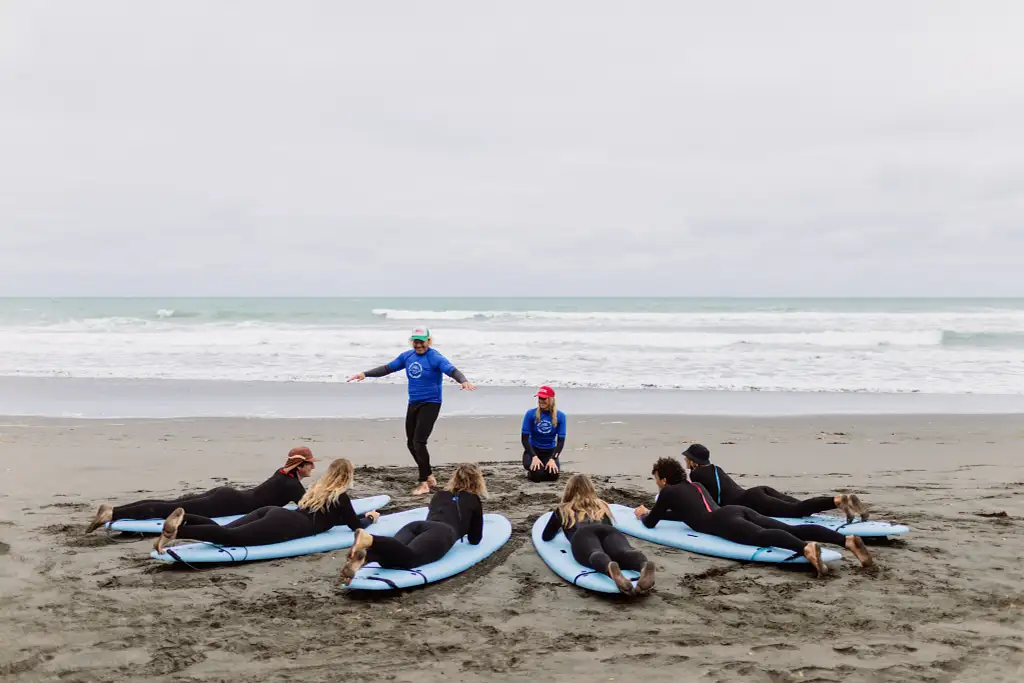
[407,362,424,379]
[537,419,554,434]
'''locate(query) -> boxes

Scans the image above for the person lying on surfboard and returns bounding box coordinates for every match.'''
[339,463,486,584]
[633,456,873,578]
[152,458,381,554]
[522,385,566,482]
[542,473,655,596]
[85,447,317,533]
[681,443,868,522]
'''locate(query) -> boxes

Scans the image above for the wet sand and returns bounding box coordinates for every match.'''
[1,414,1022,682]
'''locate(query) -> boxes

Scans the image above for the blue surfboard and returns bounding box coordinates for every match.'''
[531,512,641,594]
[150,495,391,564]
[345,508,512,590]
[111,495,388,534]
[770,514,909,537]
[608,504,843,565]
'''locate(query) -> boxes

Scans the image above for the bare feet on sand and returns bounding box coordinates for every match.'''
[636,562,656,595]
[350,528,374,556]
[607,562,635,595]
[847,494,869,521]
[427,474,437,488]
[803,542,827,578]
[339,530,374,585]
[153,507,184,554]
[85,504,113,533]
[412,481,431,495]
[836,493,869,522]
[339,550,367,585]
[846,535,874,567]
[835,494,855,522]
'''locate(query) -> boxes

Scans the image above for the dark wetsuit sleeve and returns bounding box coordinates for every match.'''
[363,364,394,378]
[541,509,563,541]
[554,436,566,456]
[521,433,538,459]
[641,491,673,529]
[467,497,483,545]
[337,493,372,531]
[435,353,468,384]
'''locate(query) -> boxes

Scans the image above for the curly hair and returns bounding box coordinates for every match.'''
[652,457,686,485]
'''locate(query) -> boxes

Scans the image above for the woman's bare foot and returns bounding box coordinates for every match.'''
[803,542,827,578]
[636,562,656,595]
[411,481,431,496]
[348,528,374,560]
[607,562,635,595]
[85,504,113,533]
[339,549,367,585]
[846,535,874,567]
[426,474,437,488]
[835,494,857,523]
[153,507,185,554]
[848,494,869,521]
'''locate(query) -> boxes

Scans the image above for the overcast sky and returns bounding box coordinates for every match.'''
[1,1,1022,297]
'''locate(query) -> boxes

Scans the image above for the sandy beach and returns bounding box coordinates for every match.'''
[1,413,1022,682]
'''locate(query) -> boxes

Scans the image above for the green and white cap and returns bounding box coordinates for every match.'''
[409,326,431,341]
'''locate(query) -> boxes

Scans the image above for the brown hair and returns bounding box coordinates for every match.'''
[445,463,487,497]
[556,473,612,529]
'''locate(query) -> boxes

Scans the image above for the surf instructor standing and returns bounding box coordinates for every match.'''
[348,327,475,495]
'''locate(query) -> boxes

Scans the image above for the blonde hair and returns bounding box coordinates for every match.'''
[556,473,612,529]
[298,458,353,513]
[445,463,487,497]
[535,396,558,428]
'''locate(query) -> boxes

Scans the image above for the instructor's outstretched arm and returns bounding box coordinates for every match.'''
[347,354,407,382]
[440,358,476,391]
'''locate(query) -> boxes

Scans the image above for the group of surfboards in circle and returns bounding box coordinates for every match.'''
[83,328,884,595]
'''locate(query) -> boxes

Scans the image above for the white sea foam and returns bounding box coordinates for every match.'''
[0,302,1021,394]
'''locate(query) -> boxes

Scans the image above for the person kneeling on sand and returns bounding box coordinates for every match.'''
[339,463,486,583]
[522,385,566,482]
[633,456,873,578]
[542,473,655,596]
[153,458,380,554]
[85,447,317,533]
[681,443,868,522]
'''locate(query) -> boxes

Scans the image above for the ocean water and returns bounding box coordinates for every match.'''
[0,297,1022,399]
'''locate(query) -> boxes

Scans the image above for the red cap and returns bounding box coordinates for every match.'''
[535,386,555,399]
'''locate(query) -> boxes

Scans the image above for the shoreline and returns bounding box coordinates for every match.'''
[3,376,1024,419]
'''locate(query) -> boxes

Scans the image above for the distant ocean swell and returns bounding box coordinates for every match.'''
[0,301,1021,394]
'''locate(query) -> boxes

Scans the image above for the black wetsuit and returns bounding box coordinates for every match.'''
[689,465,836,518]
[362,364,469,482]
[112,470,306,521]
[522,434,566,483]
[542,509,647,574]
[641,480,846,554]
[365,490,483,569]
[176,492,372,546]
